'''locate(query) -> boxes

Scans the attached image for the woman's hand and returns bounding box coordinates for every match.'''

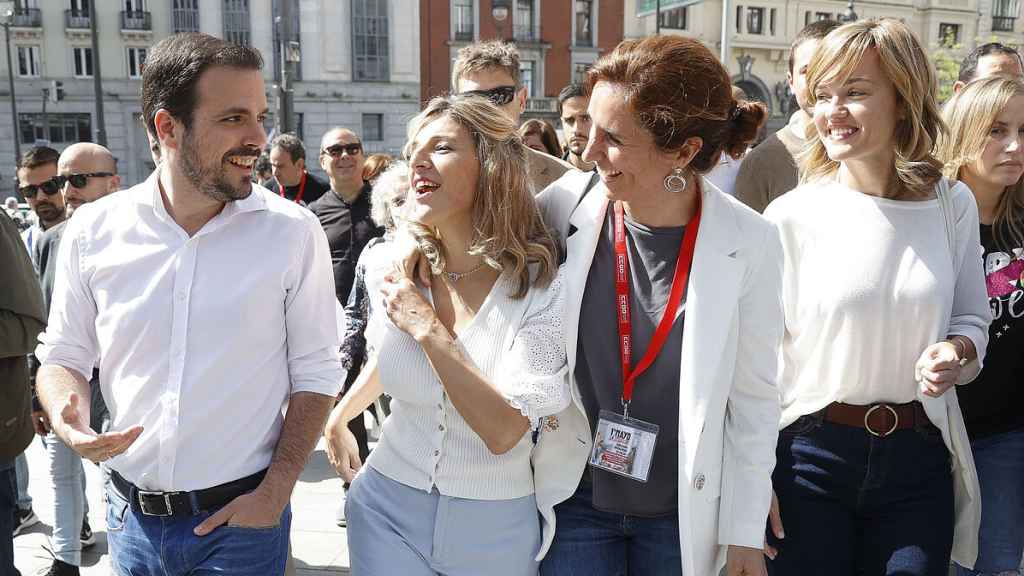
[324,406,362,483]
[764,488,784,560]
[915,341,962,397]
[727,545,768,576]
[381,273,440,342]
[393,232,433,287]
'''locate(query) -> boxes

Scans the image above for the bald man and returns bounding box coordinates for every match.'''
[306,128,383,527]
[29,143,119,575]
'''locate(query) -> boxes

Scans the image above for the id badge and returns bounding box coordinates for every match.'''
[588,409,659,483]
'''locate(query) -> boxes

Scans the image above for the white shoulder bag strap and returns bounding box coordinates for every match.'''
[936,177,957,268]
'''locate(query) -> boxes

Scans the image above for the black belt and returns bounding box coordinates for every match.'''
[111,468,267,517]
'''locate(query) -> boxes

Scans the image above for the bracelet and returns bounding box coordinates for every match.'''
[948,336,969,367]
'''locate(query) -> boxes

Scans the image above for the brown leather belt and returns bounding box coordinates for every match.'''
[823,401,929,438]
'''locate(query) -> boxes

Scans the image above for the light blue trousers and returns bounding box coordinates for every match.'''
[346,465,541,576]
[44,433,88,566]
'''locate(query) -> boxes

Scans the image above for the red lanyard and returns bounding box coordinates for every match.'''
[614,195,701,413]
[280,172,307,203]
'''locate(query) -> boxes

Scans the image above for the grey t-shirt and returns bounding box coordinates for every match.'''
[576,208,684,516]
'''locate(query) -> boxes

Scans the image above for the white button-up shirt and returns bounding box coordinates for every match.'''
[35,171,343,491]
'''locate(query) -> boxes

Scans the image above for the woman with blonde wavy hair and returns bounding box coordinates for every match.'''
[937,76,1024,576]
[323,94,569,576]
[763,18,990,575]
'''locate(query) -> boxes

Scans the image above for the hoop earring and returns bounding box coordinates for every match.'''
[663,167,687,194]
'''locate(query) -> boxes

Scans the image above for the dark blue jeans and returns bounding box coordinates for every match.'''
[768,414,954,576]
[105,483,291,576]
[540,480,681,576]
[0,464,20,576]
[955,427,1024,576]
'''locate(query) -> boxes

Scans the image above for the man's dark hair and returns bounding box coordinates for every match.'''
[271,133,306,163]
[958,42,1023,83]
[17,146,59,171]
[141,32,263,137]
[255,154,272,176]
[557,83,587,117]
[789,19,841,72]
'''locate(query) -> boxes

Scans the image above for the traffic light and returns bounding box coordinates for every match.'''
[49,80,64,103]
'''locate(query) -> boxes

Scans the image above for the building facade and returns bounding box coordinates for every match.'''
[624,0,1021,134]
[420,0,624,126]
[0,0,420,198]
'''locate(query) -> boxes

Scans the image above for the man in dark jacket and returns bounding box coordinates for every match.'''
[0,209,46,575]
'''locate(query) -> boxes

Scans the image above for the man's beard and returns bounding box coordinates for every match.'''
[180,129,257,203]
[35,200,65,223]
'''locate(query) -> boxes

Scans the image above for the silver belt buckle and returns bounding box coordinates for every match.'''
[864,404,899,438]
[137,490,174,517]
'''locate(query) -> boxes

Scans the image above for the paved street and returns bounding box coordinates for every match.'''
[13,436,352,575]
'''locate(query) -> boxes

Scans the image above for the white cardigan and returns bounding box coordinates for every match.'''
[532,171,784,576]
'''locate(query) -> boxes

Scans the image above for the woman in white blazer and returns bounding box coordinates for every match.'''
[532,35,785,576]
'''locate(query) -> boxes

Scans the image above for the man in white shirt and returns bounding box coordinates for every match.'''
[34,32,342,576]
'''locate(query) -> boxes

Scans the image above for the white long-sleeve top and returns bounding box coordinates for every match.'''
[35,172,343,491]
[364,250,570,500]
[764,179,990,428]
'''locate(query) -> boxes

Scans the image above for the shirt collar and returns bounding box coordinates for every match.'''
[146,166,268,236]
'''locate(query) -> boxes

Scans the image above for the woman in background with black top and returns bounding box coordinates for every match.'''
[938,75,1024,576]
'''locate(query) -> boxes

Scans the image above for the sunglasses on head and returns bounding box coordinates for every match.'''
[459,85,518,106]
[322,143,363,158]
[18,176,62,199]
[61,172,114,189]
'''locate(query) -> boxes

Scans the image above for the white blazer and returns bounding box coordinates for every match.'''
[532,170,784,576]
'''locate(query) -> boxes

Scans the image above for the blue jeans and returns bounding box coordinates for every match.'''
[0,464,21,576]
[105,483,291,576]
[43,433,87,566]
[540,480,682,576]
[955,428,1024,576]
[14,452,31,510]
[769,415,954,576]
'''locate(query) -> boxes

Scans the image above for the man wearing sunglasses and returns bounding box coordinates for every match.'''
[16,146,66,254]
[307,127,384,527]
[452,40,573,194]
[27,142,119,576]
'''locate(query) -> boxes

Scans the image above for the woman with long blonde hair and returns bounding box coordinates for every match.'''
[323,94,568,575]
[937,75,1024,576]
[763,18,990,575]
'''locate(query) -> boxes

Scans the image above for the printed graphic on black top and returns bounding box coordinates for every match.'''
[957,224,1024,440]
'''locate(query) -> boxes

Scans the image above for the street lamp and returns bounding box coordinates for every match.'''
[837,0,858,23]
[2,8,21,174]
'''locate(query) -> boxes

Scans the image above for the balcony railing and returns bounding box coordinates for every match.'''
[121,10,152,31]
[64,9,90,30]
[525,97,557,114]
[513,24,537,42]
[992,16,1015,32]
[12,8,42,28]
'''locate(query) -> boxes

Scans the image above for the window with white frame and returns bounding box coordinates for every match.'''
[72,47,93,78]
[223,0,251,45]
[575,0,593,46]
[520,60,535,98]
[453,0,474,40]
[172,0,200,32]
[659,6,687,30]
[123,0,146,12]
[16,46,41,78]
[939,22,960,46]
[127,47,147,78]
[514,0,535,41]
[362,113,383,142]
[747,7,764,34]
[352,0,390,81]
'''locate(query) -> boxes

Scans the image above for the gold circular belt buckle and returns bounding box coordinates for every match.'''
[864,404,899,438]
